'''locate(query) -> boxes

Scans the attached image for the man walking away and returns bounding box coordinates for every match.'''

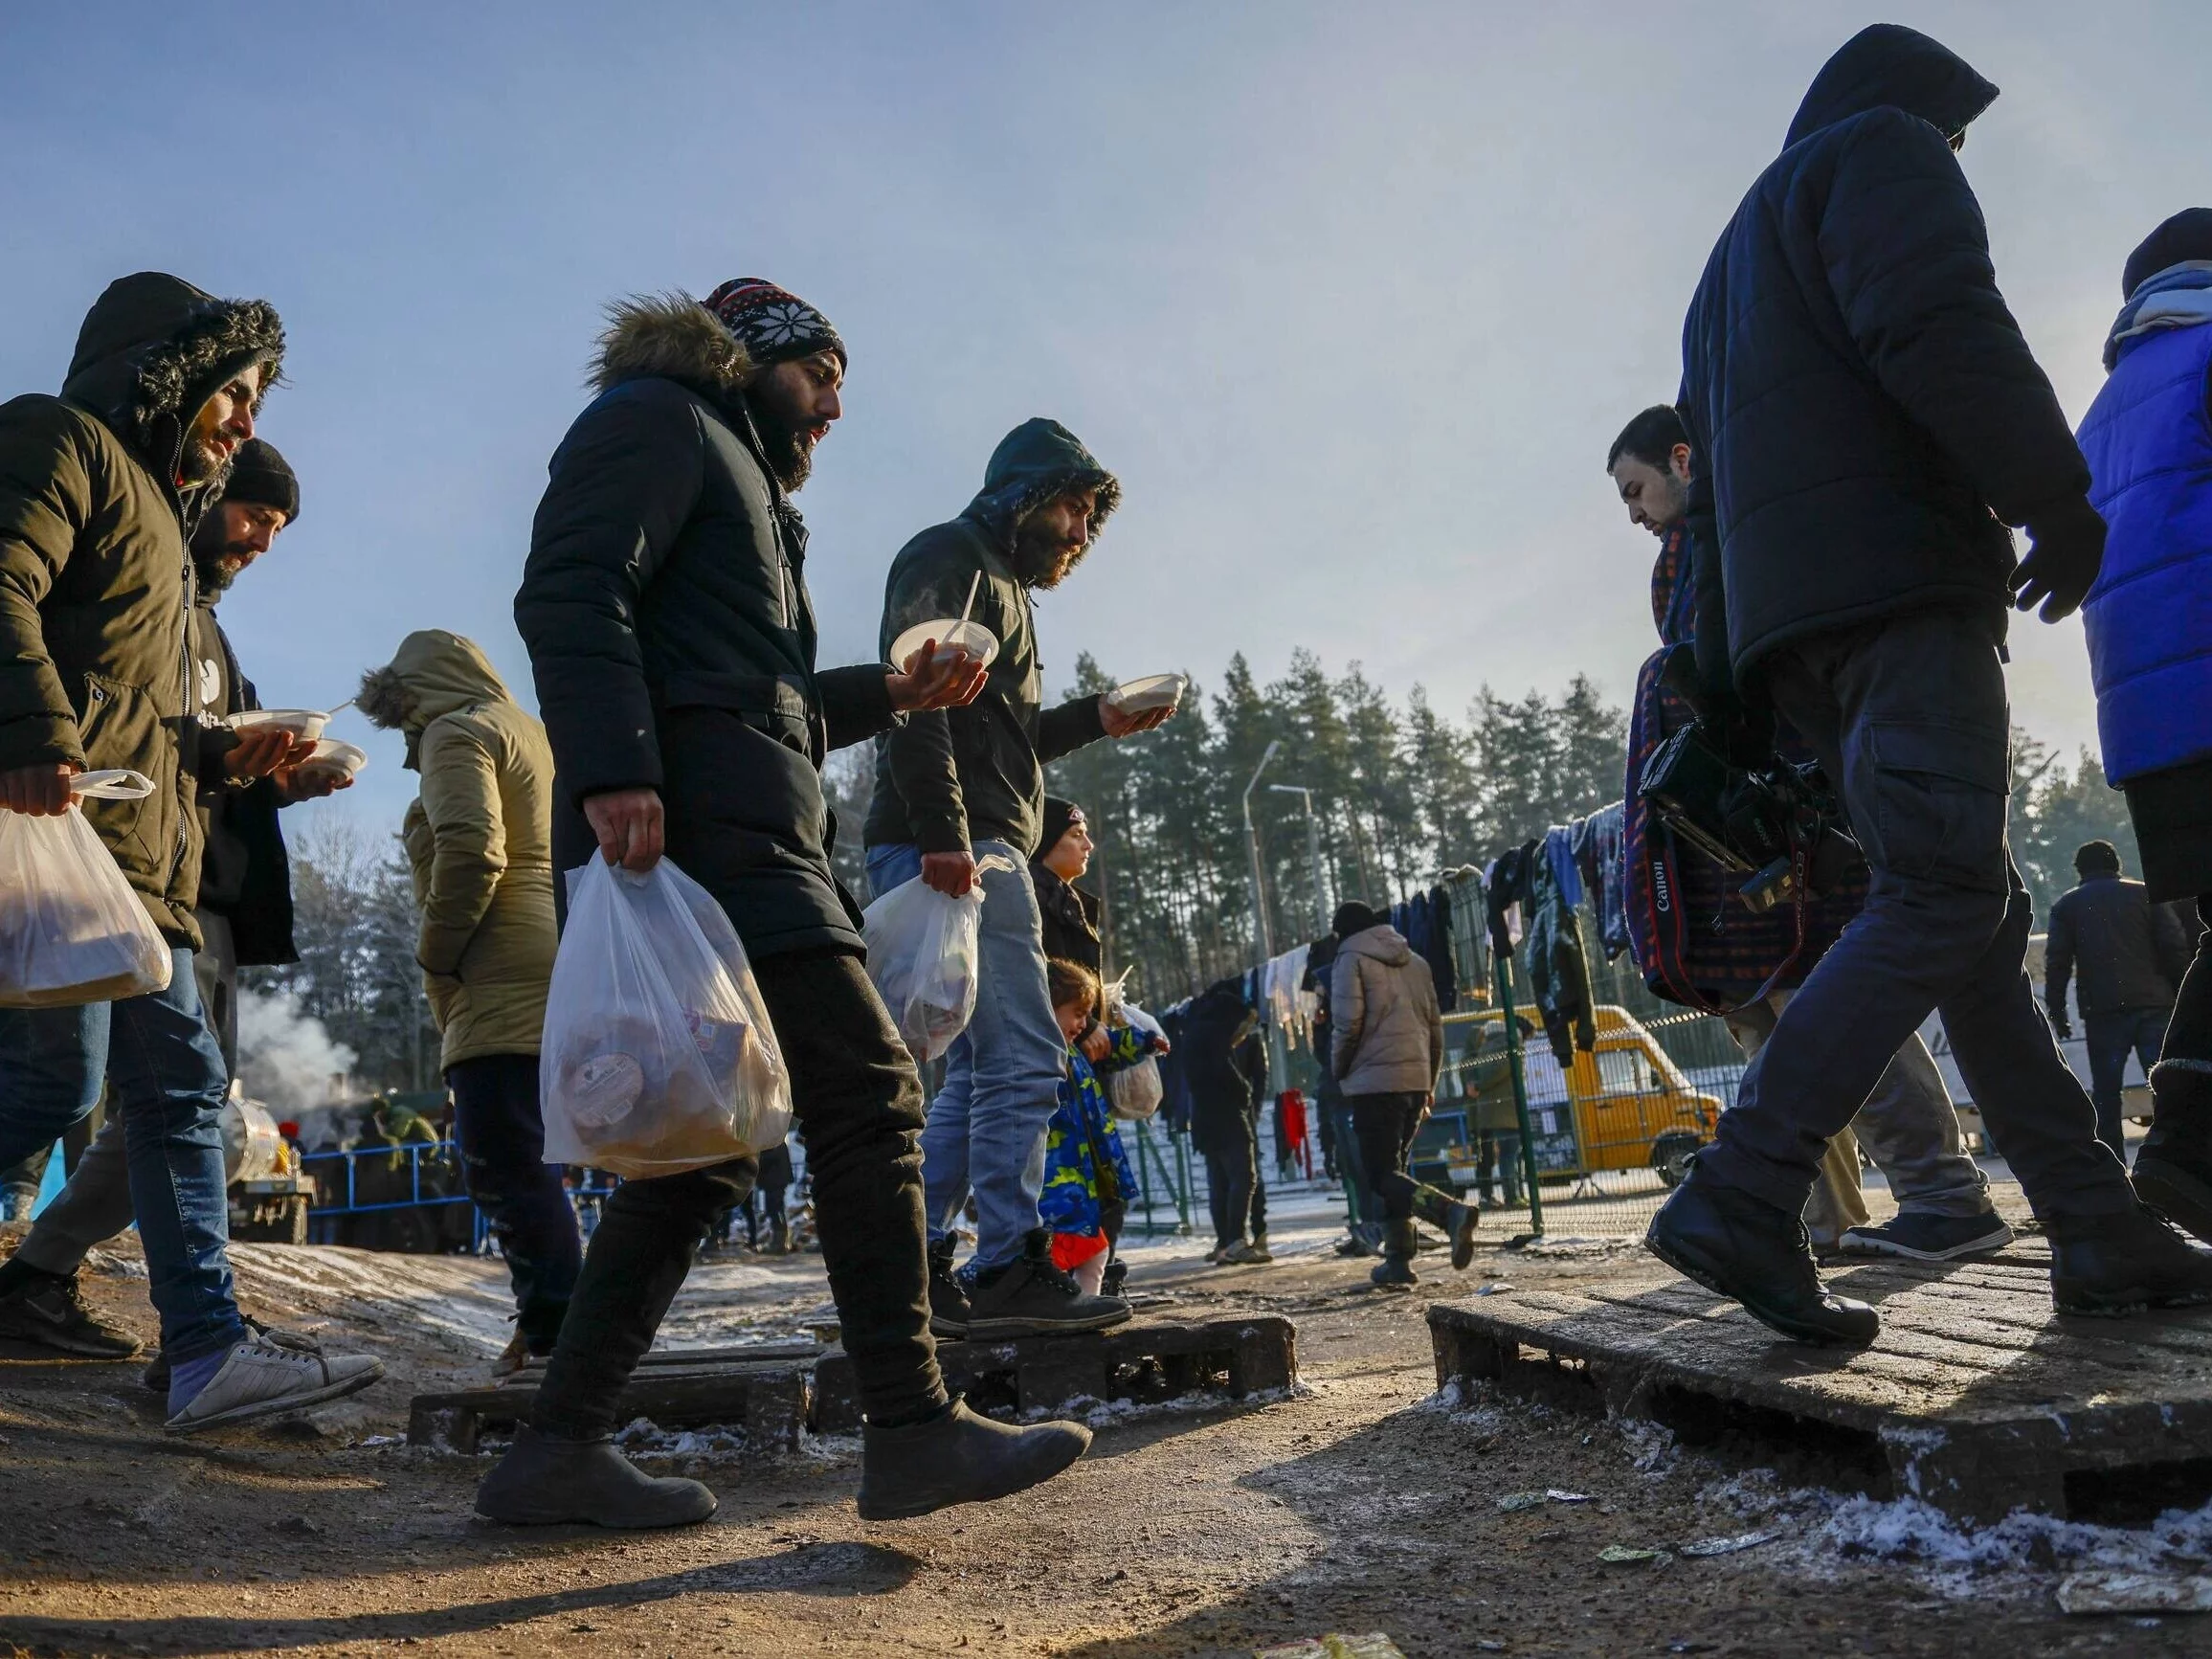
[2072,208,2212,1237]
[1329,902,1475,1288]
[864,418,1170,1339]
[360,629,585,1376]
[1,442,349,1374]
[0,274,382,1427]
[2046,841,2190,1158]
[1655,27,2212,1346]
[496,280,1090,1527]
[1607,404,2008,1263]
[1181,978,1267,1264]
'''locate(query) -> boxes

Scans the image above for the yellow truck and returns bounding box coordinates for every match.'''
[1413,1005,1723,1191]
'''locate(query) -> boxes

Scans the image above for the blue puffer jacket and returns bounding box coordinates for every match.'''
[1679,25,2090,678]
[2076,319,2212,787]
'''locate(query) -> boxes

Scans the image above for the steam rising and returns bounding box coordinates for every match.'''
[237,987,357,1113]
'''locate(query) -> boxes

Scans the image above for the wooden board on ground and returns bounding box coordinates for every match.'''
[1427,1244,2212,1523]
[407,1350,816,1454]
[812,1314,1298,1434]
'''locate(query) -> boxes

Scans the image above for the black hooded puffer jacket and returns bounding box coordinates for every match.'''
[1679,25,2092,680]
[864,418,1117,858]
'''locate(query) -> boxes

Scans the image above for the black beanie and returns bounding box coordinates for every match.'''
[222,437,300,524]
[1331,901,1379,939]
[1039,796,1084,855]
[2123,209,2212,300]
[2073,840,2122,876]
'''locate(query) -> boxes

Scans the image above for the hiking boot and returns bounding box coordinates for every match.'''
[857,1399,1091,1521]
[165,1328,385,1433]
[965,1230,1129,1339]
[1413,1187,1482,1270]
[2048,1203,2212,1315]
[475,1425,716,1528]
[1100,1259,1128,1298]
[1839,1212,2014,1263]
[927,1236,971,1340]
[0,1267,143,1359]
[1221,1240,1270,1266]
[1644,1165,1878,1347]
[1369,1220,1419,1290]
[2134,1066,2212,1245]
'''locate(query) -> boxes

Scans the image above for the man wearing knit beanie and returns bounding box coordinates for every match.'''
[502,276,1092,1528]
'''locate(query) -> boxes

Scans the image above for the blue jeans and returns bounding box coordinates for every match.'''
[2085,1005,2171,1160]
[866,841,1064,1271]
[0,948,247,1362]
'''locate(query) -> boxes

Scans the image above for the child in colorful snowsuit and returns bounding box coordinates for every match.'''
[1043,960,1163,1294]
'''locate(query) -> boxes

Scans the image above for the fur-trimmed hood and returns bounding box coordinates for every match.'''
[588,292,753,396]
[60,272,284,467]
[359,630,515,765]
[962,417,1122,575]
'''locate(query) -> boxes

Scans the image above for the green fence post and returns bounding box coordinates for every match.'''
[1495,950,1545,1240]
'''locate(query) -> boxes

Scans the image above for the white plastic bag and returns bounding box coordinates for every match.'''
[861,853,1017,1063]
[540,856,793,1178]
[0,770,172,1008]
[1106,998,1167,1121]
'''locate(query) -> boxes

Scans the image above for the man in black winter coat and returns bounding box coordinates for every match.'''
[493,280,1091,1528]
[1651,24,2212,1345]
[863,419,1171,1341]
[2046,841,2192,1157]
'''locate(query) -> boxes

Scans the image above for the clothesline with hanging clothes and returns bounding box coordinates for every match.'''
[1476,799,1632,1071]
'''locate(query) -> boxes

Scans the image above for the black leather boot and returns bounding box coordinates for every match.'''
[857,1399,1091,1521]
[2048,1201,2212,1314]
[1645,1164,1878,1346]
[474,1426,716,1528]
[927,1235,971,1339]
[2133,1066,2212,1246]
[965,1229,1129,1339]
[1412,1186,1481,1270]
[1369,1220,1419,1289]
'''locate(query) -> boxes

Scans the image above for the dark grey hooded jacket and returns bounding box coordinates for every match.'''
[1679,25,2092,682]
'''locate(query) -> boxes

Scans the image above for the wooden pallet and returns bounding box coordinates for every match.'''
[1427,1244,2212,1523]
[811,1314,1298,1434]
[407,1344,818,1453]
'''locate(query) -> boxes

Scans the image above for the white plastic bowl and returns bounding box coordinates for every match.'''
[231,707,330,742]
[890,618,999,673]
[295,739,368,780]
[1106,673,1188,714]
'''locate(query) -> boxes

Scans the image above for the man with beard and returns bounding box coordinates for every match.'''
[0,440,350,1376]
[0,274,383,1429]
[497,280,1094,1528]
[865,419,1173,1340]
[1654,25,2212,1345]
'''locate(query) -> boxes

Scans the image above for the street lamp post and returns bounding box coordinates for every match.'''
[1241,740,1282,961]
[1268,783,1329,935]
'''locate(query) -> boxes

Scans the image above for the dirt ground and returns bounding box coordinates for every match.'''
[2,1195,2208,1659]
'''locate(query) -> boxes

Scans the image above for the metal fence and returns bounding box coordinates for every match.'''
[301,1141,620,1252]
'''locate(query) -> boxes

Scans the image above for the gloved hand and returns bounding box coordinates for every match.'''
[2011,498,2107,622]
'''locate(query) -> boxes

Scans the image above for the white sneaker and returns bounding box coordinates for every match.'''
[164,1327,385,1433]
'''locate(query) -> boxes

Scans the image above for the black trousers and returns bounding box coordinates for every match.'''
[1349,1092,1428,1222]
[532,949,943,1438]
[1202,1122,1266,1246]
[445,1052,585,1345]
[1703,611,2132,1222]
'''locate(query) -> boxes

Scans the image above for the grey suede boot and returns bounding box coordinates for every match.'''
[857,1400,1092,1521]
[1369,1220,1419,1289]
[474,1426,717,1528]
[1412,1185,1482,1270]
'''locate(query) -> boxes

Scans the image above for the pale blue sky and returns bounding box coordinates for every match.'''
[6,2,2205,841]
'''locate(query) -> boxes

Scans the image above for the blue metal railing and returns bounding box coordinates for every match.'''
[298,1141,621,1249]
